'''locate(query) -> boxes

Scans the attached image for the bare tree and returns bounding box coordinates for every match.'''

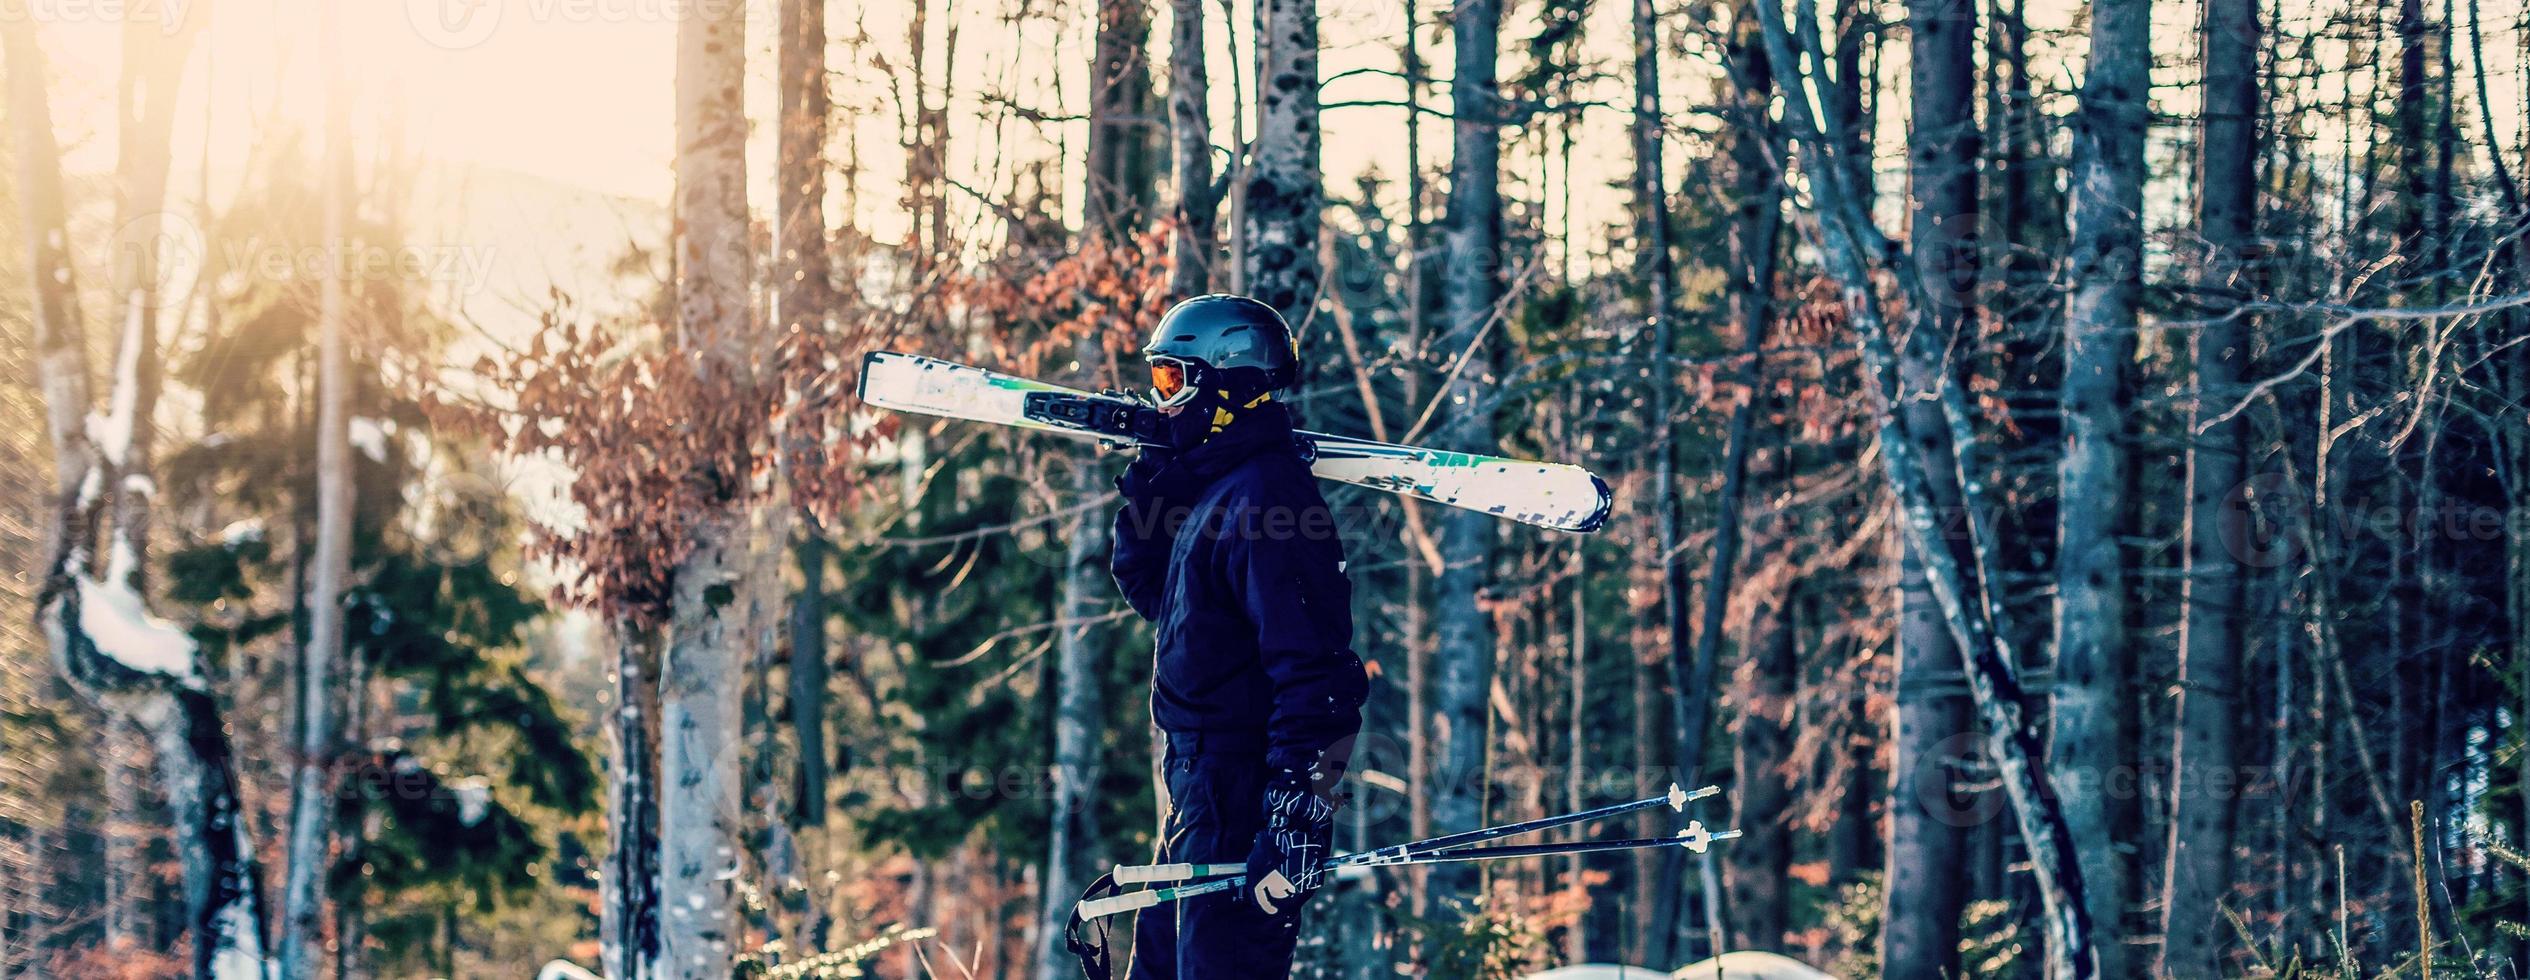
[1243,0,1319,328]
[1881,1,1981,973]
[778,0,834,837]
[1167,0,1216,298]
[2162,0,2259,970]
[94,6,197,954]
[10,14,270,979]
[1428,0,1504,908]
[1745,0,2099,973]
[280,6,356,976]
[2054,0,2153,970]
[1041,1,1156,972]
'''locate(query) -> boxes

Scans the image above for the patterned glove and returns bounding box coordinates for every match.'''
[1245,769,1339,915]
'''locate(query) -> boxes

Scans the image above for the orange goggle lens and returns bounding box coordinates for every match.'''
[1149,360,1188,401]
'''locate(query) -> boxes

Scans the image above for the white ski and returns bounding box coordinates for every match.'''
[857,351,1614,533]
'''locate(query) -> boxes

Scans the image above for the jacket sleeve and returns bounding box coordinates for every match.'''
[1109,457,1175,621]
[1225,479,1369,775]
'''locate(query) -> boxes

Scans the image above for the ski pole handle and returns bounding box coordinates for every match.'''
[1108,862,1243,886]
[1076,889,1165,920]
[1077,877,1244,920]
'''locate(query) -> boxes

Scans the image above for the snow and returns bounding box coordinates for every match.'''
[219,519,266,548]
[348,416,391,463]
[536,963,601,980]
[206,894,271,980]
[450,776,492,826]
[1521,952,1830,980]
[86,291,147,468]
[74,576,200,686]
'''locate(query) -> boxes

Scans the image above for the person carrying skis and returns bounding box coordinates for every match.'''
[1110,294,1369,979]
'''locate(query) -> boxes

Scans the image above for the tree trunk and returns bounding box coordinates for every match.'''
[1744,2,2099,974]
[604,626,663,979]
[11,18,271,978]
[1657,2,1780,958]
[98,9,195,952]
[1428,0,1504,907]
[660,3,753,975]
[1040,3,1154,974]
[1243,0,1320,330]
[2056,0,2151,971]
[1086,0,1158,237]
[2161,0,2258,971]
[281,10,356,975]
[1167,0,1216,298]
[1636,0,1682,953]
[776,0,832,836]
[1883,2,1981,975]
[1727,597,1798,951]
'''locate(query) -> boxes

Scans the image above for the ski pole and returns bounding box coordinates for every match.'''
[1106,783,1715,886]
[1075,821,1743,921]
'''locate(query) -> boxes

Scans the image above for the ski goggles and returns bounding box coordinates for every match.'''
[1148,357,1198,409]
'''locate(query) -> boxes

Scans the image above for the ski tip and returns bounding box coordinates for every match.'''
[1567,473,1615,533]
[854,350,901,400]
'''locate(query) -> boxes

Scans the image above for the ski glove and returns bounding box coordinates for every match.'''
[1246,769,1340,915]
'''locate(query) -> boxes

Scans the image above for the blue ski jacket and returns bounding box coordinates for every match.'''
[1110,402,1368,775]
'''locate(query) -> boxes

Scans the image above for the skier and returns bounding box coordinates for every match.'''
[1110,294,1369,979]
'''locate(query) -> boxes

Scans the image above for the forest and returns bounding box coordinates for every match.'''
[3,0,2528,976]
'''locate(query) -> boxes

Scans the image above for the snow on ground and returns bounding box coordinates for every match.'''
[73,575,201,685]
[1522,951,1832,980]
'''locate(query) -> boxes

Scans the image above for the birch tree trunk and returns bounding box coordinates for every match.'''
[1429,0,1503,906]
[1243,0,1320,329]
[1745,2,2098,974]
[281,9,356,974]
[1167,0,1215,298]
[2055,0,2151,971]
[2161,0,2259,970]
[660,3,752,975]
[10,17,271,979]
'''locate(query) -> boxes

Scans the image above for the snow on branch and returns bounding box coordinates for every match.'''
[68,574,202,686]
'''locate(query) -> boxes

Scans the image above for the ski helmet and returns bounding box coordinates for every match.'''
[1141,294,1298,408]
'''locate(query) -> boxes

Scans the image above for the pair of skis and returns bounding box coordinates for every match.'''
[855,352,1616,533]
[1072,783,1740,921]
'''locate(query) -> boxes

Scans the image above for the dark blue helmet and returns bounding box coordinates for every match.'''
[1142,294,1299,396]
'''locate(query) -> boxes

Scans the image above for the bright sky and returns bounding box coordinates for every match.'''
[23,0,2530,294]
